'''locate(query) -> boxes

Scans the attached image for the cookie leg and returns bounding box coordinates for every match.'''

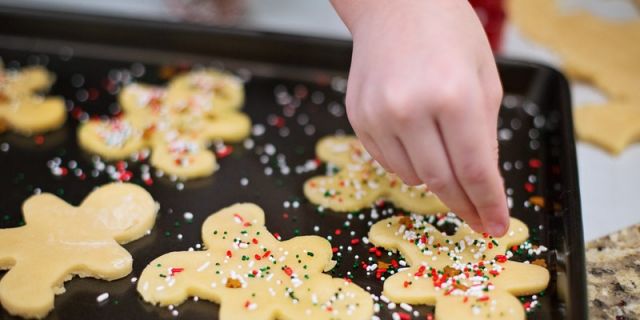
[0,262,59,319]
[218,292,276,320]
[435,291,525,320]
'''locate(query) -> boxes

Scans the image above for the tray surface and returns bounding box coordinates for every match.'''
[0,13,585,320]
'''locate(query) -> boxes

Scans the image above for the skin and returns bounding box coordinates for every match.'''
[331,0,509,236]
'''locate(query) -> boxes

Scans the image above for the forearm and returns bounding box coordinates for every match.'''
[331,0,470,37]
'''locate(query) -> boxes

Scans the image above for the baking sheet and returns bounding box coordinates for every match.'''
[0,8,586,320]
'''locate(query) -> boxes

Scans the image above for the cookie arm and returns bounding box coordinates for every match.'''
[0,229,19,268]
[74,243,133,280]
[491,261,550,296]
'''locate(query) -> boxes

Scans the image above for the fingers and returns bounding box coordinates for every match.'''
[370,133,421,185]
[438,91,510,236]
[356,131,392,173]
[399,120,484,230]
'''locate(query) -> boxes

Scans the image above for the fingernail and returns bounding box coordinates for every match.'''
[487,221,507,237]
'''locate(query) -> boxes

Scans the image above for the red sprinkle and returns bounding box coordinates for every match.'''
[34,135,45,145]
[283,266,293,277]
[495,255,507,263]
[415,265,427,277]
[226,250,233,258]
[529,158,542,169]
[524,183,535,193]
[216,145,233,159]
[477,296,490,302]
[170,267,184,276]
[350,238,360,245]
[397,312,411,320]
[334,229,342,236]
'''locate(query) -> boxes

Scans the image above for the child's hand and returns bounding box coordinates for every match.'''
[332,0,509,236]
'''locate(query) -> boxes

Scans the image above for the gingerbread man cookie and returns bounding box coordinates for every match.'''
[77,69,251,179]
[0,183,157,319]
[369,214,549,319]
[304,136,448,214]
[138,203,373,320]
[0,61,66,135]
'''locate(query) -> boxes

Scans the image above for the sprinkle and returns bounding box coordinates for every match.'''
[170,267,184,276]
[96,293,109,303]
[216,145,234,158]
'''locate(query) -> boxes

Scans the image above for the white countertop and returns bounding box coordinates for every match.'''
[2,0,638,241]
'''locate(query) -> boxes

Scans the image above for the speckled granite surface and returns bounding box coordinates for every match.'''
[587,224,640,319]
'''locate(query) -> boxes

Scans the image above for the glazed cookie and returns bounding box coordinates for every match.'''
[149,130,217,180]
[0,62,66,135]
[0,183,157,319]
[369,214,549,320]
[304,136,448,214]
[78,69,251,179]
[138,203,374,320]
[166,69,245,114]
[77,117,147,160]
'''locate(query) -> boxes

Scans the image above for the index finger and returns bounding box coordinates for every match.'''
[438,94,510,236]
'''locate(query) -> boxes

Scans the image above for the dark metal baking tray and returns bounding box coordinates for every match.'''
[0,6,586,320]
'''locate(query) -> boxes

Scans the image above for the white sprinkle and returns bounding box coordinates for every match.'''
[400,303,412,312]
[197,261,211,272]
[96,292,109,303]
